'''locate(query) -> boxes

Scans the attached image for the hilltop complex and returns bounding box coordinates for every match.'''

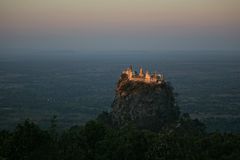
[122,65,165,84]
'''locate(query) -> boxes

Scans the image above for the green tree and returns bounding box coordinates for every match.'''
[8,120,53,160]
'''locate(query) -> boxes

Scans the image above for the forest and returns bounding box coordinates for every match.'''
[1,115,240,160]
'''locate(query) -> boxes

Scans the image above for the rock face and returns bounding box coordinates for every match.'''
[111,74,180,131]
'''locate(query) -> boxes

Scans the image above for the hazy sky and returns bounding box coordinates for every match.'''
[1,0,240,51]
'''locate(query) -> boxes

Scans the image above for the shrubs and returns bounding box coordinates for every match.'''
[0,119,240,160]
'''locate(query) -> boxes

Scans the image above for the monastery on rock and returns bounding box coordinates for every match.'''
[122,65,165,84]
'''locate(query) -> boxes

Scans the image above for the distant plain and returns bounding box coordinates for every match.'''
[0,50,239,132]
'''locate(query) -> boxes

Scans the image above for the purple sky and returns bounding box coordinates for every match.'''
[1,0,240,51]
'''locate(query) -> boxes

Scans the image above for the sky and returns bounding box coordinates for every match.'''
[1,0,240,51]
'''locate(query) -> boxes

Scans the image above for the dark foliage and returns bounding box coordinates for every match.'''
[1,119,240,160]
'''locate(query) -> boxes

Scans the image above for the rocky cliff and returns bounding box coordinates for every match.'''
[111,73,180,131]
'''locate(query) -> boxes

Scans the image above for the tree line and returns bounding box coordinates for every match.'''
[0,115,240,160]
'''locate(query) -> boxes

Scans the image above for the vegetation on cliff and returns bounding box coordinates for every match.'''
[111,74,180,131]
[98,74,204,134]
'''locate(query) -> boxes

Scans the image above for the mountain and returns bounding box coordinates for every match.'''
[96,66,205,133]
[110,72,180,131]
[96,66,182,131]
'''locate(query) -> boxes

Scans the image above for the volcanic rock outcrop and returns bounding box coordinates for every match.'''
[111,67,180,131]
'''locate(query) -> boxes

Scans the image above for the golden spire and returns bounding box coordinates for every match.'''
[145,70,151,82]
[139,67,144,77]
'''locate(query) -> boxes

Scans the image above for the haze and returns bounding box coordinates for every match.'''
[1,0,240,51]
